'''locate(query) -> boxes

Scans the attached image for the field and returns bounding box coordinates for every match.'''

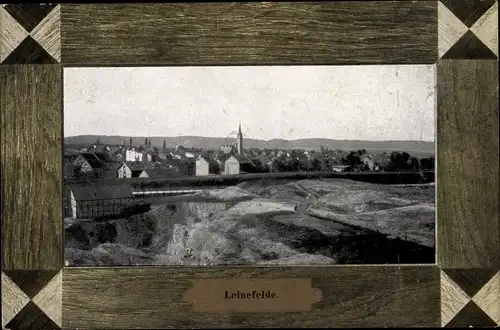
[65,178,435,266]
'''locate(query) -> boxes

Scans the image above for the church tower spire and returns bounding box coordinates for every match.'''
[237,122,243,155]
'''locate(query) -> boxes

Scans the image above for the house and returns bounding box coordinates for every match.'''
[332,165,352,172]
[72,153,107,178]
[361,155,379,172]
[68,184,134,219]
[132,169,149,178]
[107,147,126,162]
[143,152,152,162]
[125,149,143,162]
[196,156,219,176]
[72,153,94,167]
[73,152,109,164]
[223,155,261,175]
[104,162,132,179]
[220,144,236,154]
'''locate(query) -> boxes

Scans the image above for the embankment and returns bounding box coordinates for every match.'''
[65,179,436,266]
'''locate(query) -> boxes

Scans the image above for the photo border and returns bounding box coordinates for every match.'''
[1,2,498,329]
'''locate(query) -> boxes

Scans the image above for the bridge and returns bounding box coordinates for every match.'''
[132,189,203,196]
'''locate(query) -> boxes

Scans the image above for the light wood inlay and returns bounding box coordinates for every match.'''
[1,272,30,328]
[472,271,500,325]
[470,2,498,56]
[441,271,471,327]
[30,5,61,62]
[0,7,28,62]
[438,1,468,58]
[32,270,62,327]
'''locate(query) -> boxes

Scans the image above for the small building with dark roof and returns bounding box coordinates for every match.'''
[68,184,134,219]
[220,144,236,154]
[103,162,132,179]
[223,155,263,175]
[72,153,107,175]
[195,156,219,176]
[73,153,96,167]
[132,169,149,178]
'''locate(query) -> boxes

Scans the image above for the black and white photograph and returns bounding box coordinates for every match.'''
[63,65,436,267]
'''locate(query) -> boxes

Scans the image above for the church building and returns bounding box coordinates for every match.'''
[220,123,245,155]
[237,123,243,155]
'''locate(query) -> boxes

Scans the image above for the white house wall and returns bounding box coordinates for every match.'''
[125,150,143,162]
[196,159,209,176]
[70,191,77,219]
[117,164,132,178]
[224,158,240,175]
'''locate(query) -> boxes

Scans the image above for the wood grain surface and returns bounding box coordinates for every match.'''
[437,60,499,269]
[63,266,440,328]
[60,2,437,66]
[0,65,63,270]
[1,272,30,328]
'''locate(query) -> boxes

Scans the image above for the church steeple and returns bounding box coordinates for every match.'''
[237,122,243,155]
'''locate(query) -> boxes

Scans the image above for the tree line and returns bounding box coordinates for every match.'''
[268,150,434,173]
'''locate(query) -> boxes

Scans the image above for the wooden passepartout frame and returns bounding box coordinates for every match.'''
[1,2,498,329]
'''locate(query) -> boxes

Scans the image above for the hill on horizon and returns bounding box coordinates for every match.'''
[64,135,435,155]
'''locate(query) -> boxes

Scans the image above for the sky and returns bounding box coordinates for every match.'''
[64,65,436,141]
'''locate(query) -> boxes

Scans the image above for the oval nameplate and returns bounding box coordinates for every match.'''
[183,278,322,313]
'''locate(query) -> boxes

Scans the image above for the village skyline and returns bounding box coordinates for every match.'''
[64,133,435,155]
[64,133,435,142]
[64,65,436,141]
